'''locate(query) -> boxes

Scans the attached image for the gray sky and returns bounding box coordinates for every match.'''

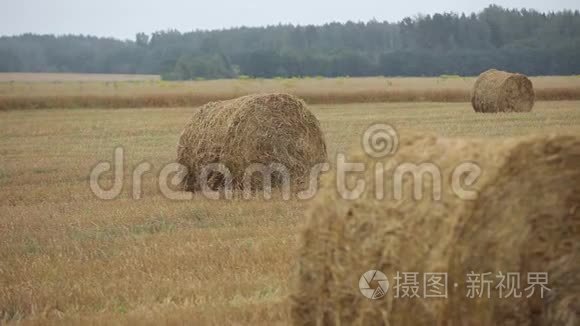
[1,0,579,40]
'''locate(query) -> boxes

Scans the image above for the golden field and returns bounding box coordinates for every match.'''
[0,73,160,83]
[1,95,580,324]
[1,74,580,110]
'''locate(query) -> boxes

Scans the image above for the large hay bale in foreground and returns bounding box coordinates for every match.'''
[291,133,580,325]
[472,69,535,113]
[177,93,327,192]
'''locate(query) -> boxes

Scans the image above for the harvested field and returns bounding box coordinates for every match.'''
[0,75,579,110]
[1,101,579,324]
[0,73,160,82]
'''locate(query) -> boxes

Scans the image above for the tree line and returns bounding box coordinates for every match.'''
[1,5,579,79]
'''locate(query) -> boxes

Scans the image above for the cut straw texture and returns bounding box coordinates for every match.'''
[472,69,535,113]
[177,93,327,192]
[292,132,580,325]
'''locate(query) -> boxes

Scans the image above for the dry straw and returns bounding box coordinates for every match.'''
[177,93,327,192]
[291,132,580,325]
[472,69,535,113]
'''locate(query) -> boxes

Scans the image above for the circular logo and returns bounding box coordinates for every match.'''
[359,270,389,300]
[362,123,399,158]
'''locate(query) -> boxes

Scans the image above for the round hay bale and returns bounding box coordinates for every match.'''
[291,133,580,325]
[471,69,535,113]
[177,93,327,192]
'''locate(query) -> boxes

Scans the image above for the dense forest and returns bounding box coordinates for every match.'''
[1,5,579,79]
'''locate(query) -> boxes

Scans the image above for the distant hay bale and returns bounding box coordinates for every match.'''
[291,133,580,325]
[177,93,327,192]
[472,69,535,113]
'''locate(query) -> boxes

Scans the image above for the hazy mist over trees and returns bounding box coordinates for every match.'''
[1,5,579,79]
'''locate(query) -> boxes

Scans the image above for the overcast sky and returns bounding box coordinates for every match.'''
[1,0,579,40]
